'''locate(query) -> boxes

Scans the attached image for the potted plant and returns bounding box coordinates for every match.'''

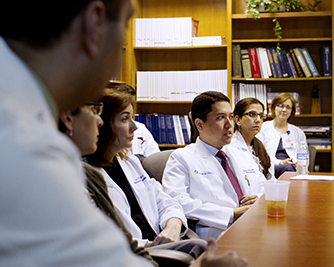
[245,0,306,52]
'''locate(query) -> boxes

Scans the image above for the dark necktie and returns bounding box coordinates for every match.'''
[216,150,243,202]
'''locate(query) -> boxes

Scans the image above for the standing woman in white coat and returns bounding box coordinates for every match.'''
[230,98,273,180]
[257,93,307,178]
[86,89,206,258]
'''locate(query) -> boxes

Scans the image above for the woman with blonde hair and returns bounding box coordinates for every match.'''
[257,93,307,178]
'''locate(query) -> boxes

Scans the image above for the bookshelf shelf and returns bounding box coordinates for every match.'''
[317,149,331,153]
[134,44,227,50]
[232,77,332,82]
[232,11,332,19]
[233,38,332,43]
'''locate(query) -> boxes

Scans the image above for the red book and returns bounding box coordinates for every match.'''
[248,47,262,78]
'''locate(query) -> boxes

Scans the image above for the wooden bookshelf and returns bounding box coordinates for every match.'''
[127,0,229,116]
[123,0,333,170]
[230,0,333,171]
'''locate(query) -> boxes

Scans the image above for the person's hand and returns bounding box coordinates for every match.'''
[281,158,296,167]
[145,218,182,247]
[239,194,258,206]
[233,206,251,222]
[199,239,248,267]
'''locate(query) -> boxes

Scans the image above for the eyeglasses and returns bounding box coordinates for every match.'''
[243,111,266,119]
[85,102,104,116]
[277,104,291,110]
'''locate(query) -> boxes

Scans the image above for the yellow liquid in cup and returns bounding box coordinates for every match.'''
[266,200,287,217]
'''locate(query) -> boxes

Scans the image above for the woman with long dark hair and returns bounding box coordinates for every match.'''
[230,97,273,180]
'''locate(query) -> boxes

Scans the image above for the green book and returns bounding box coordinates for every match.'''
[241,49,252,78]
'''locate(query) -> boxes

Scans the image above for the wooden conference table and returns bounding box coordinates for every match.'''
[210,172,334,267]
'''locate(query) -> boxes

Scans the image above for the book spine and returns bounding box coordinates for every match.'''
[286,50,298,78]
[322,46,332,77]
[165,115,176,144]
[282,50,293,78]
[300,47,320,77]
[241,49,252,78]
[248,47,262,78]
[294,48,312,77]
[179,115,190,144]
[270,48,283,78]
[232,44,242,78]
[173,115,184,145]
[159,115,167,144]
[289,49,305,77]
[266,48,277,78]
[256,48,265,78]
[277,51,289,78]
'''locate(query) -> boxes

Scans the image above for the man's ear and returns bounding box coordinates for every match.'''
[81,1,106,58]
[59,111,74,132]
[194,118,204,132]
[234,115,241,126]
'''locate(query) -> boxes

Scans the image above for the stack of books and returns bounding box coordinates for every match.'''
[134,17,200,47]
[135,114,192,145]
[231,83,267,113]
[137,70,228,101]
[232,46,332,79]
[299,126,332,149]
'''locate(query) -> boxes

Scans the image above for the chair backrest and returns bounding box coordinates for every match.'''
[142,149,175,183]
[188,111,199,143]
[308,145,317,172]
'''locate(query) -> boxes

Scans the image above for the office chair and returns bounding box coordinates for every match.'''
[308,145,317,172]
[142,150,199,235]
[141,149,202,267]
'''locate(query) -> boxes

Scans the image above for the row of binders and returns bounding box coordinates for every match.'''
[232,45,332,79]
[134,17,223,47]
[231,83,301,115]
[134,17,198,47]
[231,83,267,113]
[135,114,191,145]
[137,70,228,101]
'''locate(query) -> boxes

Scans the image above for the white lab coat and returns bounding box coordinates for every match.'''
[256,120,307,166]
[229,130,275,180]
[162,138,265,240]
[0,37,152,266]
[99,155,187,247]
[132,121,160,157]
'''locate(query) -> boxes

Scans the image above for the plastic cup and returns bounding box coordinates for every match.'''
[264,181,291,217]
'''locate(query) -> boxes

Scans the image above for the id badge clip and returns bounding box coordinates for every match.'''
[282,130,294,149]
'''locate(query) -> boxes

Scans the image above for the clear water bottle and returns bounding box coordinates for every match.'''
[296,141,309,175]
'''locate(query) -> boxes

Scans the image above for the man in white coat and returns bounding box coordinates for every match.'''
[0,1,248,266]
[0,0,158,266]
[162,91,262,240]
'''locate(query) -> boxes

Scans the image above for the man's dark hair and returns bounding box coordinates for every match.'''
[0,0,123,48]
[191,91,230,123]
[108,83,136,96]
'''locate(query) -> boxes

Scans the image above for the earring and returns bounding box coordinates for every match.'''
[69,130,73,137]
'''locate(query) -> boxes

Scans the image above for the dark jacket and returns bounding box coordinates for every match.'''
[83,162,158,267]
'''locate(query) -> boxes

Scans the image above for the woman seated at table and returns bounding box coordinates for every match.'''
[230,97,274,180]
[58,103,159,265]
[257,93,307,178]
[86,89,206,257]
